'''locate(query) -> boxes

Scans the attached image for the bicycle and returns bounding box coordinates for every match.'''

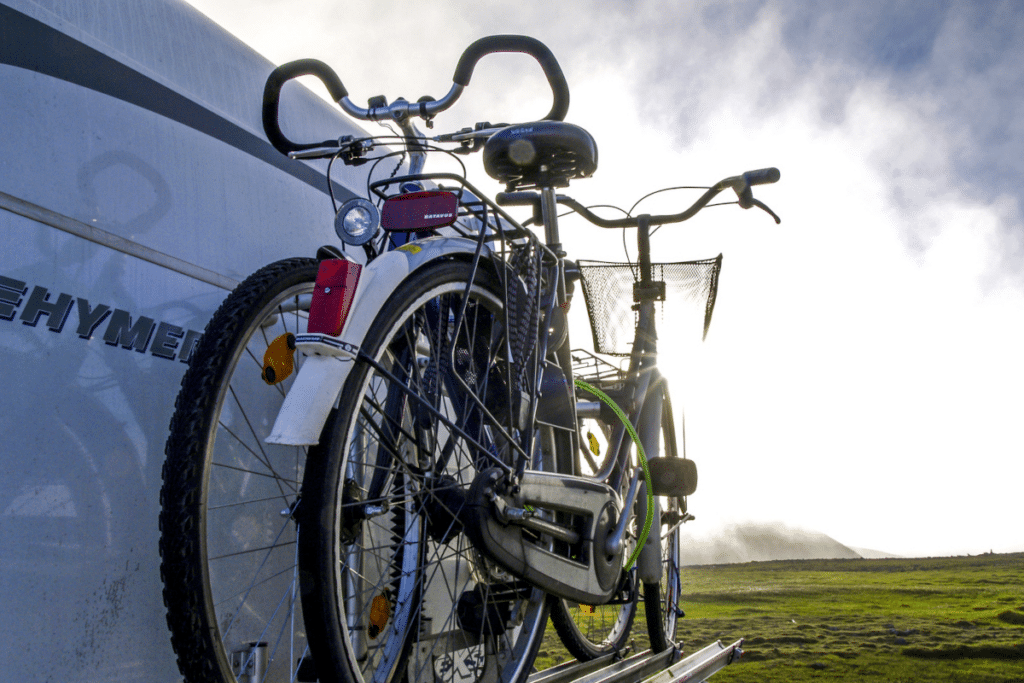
[159,34,780,683]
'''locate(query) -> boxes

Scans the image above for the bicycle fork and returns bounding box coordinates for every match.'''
[593,212,666,584]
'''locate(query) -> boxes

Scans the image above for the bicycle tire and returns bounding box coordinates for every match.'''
[299,260,550,683]
[548,410,637,660]
[643,388,683,653]
[160,257,320,683]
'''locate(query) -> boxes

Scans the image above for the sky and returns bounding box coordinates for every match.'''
[183,0,1024,558]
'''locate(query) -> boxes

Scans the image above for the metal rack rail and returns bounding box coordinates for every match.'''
[529,639,744,683]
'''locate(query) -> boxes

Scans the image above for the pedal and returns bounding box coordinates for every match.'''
[647,457,697,497]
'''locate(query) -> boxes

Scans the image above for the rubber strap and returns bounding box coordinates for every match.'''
[573,378,654,571]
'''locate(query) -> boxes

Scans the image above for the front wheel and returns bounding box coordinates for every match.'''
[299,260,550,683]
[643,389,684,653]
[548,408,637,660]
[160,258,319,683]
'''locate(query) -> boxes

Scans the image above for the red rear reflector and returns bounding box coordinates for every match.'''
[307,259,361,336]
[381,191,459,232]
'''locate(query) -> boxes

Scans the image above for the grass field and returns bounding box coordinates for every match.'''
[534,552,1024,682]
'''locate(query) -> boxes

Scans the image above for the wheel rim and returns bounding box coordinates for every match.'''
[201,282,314,682]
[328,276,548,683]
[659,499,682,642]
[555,414,636,656]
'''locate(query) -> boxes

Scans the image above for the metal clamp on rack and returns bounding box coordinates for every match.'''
[633,280,666,302]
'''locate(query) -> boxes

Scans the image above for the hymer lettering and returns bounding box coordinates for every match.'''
[103,309,156,353]
[0,276,27,321]
[0,273,203,364]
[76,299,111,339]
[20,285,73,333]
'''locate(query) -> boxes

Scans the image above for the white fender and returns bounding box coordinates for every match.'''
[266,237,491,446]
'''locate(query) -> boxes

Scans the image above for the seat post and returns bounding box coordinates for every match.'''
[539,185,563,255]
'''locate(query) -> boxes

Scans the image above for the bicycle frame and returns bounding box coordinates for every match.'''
[538,188,669,584]
[267,169,669,594]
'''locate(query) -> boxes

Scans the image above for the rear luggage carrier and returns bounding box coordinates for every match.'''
[530,639,744,683]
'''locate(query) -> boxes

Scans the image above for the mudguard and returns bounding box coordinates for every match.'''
[265,237,492,446]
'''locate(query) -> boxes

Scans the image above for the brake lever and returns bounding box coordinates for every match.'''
[734,184,781,223]
[751,198,781,224]
[289,136,376,165]
[288,147,341,160]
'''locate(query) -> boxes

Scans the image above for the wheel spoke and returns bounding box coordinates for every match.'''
[210,460,300,489]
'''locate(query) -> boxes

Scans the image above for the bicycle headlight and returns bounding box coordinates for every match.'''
[335,198,380,246]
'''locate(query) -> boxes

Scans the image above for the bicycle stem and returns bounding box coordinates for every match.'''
[396,118,428,176]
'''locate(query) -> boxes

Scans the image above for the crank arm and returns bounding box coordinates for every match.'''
[489,492,580,545]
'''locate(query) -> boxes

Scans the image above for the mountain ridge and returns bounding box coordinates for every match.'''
[677,522,872,565]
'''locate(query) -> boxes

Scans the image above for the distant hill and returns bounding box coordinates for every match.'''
[677,522,863,565]
[849,545,901,559]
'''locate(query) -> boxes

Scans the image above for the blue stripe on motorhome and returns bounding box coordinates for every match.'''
[0,3,355,202]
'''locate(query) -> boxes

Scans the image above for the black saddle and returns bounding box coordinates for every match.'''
[483,121,598,190]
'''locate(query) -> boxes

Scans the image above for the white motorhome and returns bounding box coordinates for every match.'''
[0,1,372,679]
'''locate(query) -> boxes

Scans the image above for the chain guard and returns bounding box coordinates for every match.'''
[465,468,623,604]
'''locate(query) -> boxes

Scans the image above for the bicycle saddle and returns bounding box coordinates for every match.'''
[483,121,598,190]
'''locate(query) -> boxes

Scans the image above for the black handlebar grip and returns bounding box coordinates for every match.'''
[263,59,349,155]
[452,35,570,121]
[742,167,781,186]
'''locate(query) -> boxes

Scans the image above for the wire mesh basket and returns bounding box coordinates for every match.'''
[576,255,722,356]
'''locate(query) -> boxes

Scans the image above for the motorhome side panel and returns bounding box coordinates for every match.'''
[0,1,370,679]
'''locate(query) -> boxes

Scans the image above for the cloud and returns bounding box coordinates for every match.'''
[560,1,1024,267]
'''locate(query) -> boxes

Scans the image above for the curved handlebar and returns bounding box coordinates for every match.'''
[262,35,570,156]
[498,167,782,227]
[453,35,570,121]
[262,59,350,155]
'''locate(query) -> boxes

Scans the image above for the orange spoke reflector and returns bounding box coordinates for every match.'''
[261,333,296,385]
[579,604,595,615]
[368,592,391,639]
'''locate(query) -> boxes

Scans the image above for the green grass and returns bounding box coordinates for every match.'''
[535,552,1024,682]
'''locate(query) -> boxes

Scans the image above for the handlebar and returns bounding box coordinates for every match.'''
[742,167,780,186]
[262,35,570,156]
[452,35,570,122]
[262,59,349,154]
[498,167,782,227]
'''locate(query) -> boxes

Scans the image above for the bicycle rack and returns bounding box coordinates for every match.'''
[528,639,744,683]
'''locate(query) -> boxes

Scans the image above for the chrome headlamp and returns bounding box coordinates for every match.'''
[334,198,380,246]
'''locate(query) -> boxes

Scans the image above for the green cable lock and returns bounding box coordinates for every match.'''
[573,378,654,571]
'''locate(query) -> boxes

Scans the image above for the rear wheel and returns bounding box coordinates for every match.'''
[160,258,319,683]
[299,260,550,683]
